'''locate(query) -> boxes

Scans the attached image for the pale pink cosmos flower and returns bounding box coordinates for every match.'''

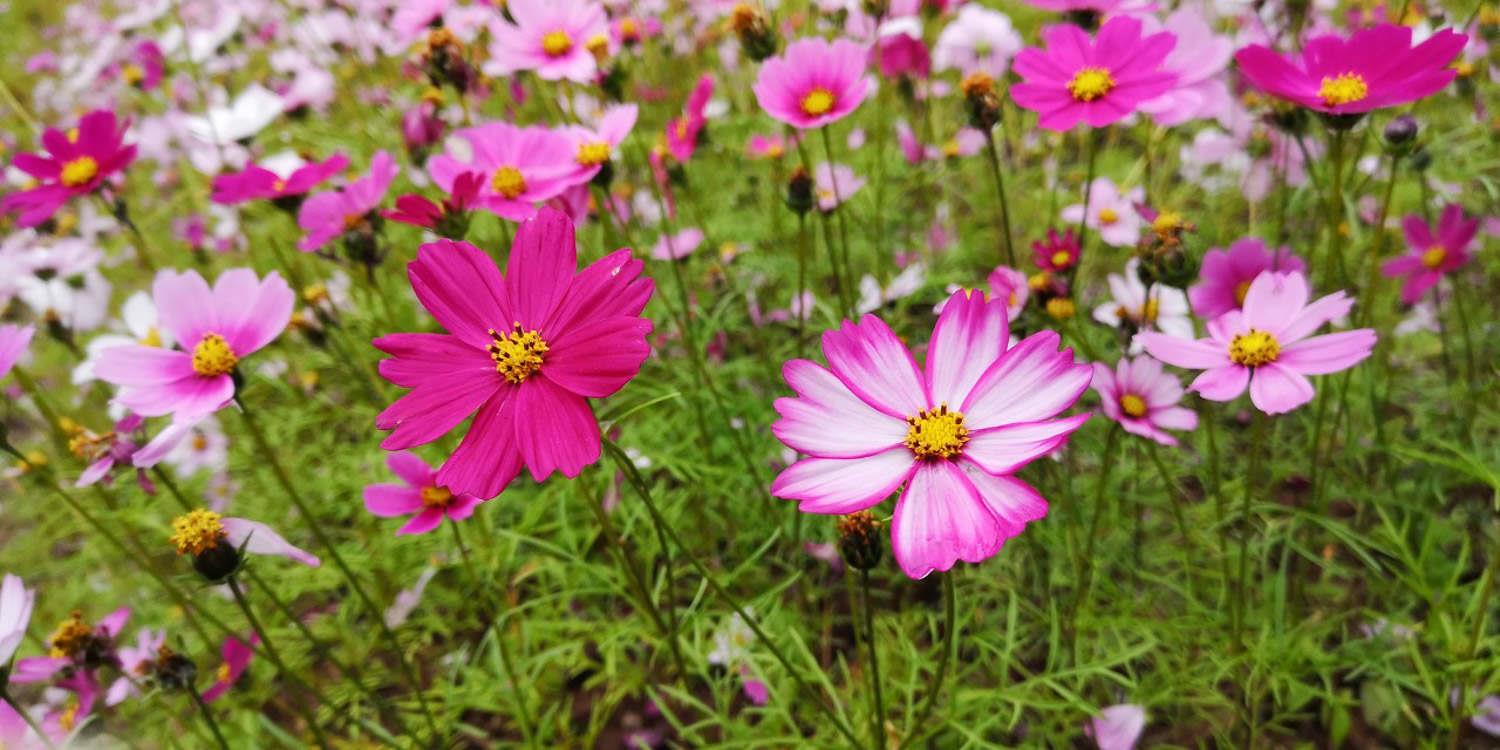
[428,123,579,222]
[1139,271,1376,415]
[0,324,35,381]
[753,37,873,130]
[1137,9,1234,126]
[1092,258,1192,353]
[94,268,293,418]
[1382,204,1478,304]
[486,0,607,82]
[560,104,638,185]
[0,574,35,665]
[814,163,865,212]
[772,289,1092,579]
[1092,356,1197,446]
[651,227,705,261]
[1062,178,1144,247]
[297,151,398,251]
[107,627,166,705]
[1086,704,1147,750]
[364,451,484,535]
[1188,237,1305,320]
[933,5,1024,77]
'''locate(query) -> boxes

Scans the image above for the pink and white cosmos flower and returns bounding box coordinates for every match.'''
[1091,356,1197,446]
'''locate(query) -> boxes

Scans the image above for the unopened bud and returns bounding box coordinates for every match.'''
[837,511,884,570]
[786,167,814,215]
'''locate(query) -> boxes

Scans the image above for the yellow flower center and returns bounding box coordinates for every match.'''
[1143,297,1160,323]
[577,141,611,166]
[491,166,527,199]
[542,30,573,57]
[1097,207,1118,225]
[192,434,209,451]
[1067,67,1115,102]
[1119,394,1148,418]
[191,333,239,377]
[122,63,145,86]
[765,143,784,158]
[1046,297,1076,320]
[620,18,641,40]
[67,430,113,461]
[420,485,454,509]
[801,88,835,117]
[1318,72,1369,107]
[942,139,961,158]
[170,509,226,556]
[1229,329,1280,367]
[903,405,969,460]
[303,283,329,305]
[586,34,610,61]
[1051,250,1072,268]
[1233,280,1252,306]
[47,611,94,659]
[139,326,162,347]
[216,662,232,684]
[1151,211,1184,237]
[60,156,99,187]
[58,700,79,732]
[1421,245,1446,269]
[272,178,287,192]
[487,324,549,384]
[1028,272,1052,291]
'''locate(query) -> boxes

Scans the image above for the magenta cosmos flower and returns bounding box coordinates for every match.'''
[94,269,293,418]
[428,123,579,222]
[1139,271,1375,415]
[0,324,35,381]
[753,37,873,130]
[211,153,349,205]
[1382,204,1478,304]
[202,634,257,703]
[486,0,607,82]
[1011,17,1177,131]
[1091,356,1196,446]
[1234,24,1467,115]
[1033,228,1080,272]
[664,77,714,162]
[297,151,398,251]
[374,208,654,500]
[1,109,137,227]
[1188,237,1305,320]
[771,289,1092,579]
[364,451,483,535]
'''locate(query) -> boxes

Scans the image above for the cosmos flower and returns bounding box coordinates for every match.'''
[1091,258,1192,353]
[1139,271,1376,414]
[753,37,873,130]
[0,574,35,665]
[364,451,484,535]
[560,104,638,184]
[1091,356,1197,446]
[94,268,293,418]
[1137,9,1233,126]
[11,606,130,688]
[1188,237,1305,320]
[74,292,167,385]
[297,151,398,251]
[650,227,705,261]
[0,109,137,227]
[663,76,715,163]
[373,208,654,499]
[201,634,258,703]
[1033,228,1080,272]
[486,0,608,82]
[874,18,930,79]
[211,153,350,205]
[1062,178,1144,247]
[106,627,165,705]
[0,324,35,382]
[383,171,485,238]
[932,4,1024,77]
[1381,204,1478,304]
[1086,704,1147,750]
[427,123,579,222]
[771,289,1091,578]
[814,163,865,213]
[170,509,322,570]
[1234,24,1467,115]
[1011,17,1177,131]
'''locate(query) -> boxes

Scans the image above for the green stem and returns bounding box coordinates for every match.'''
[1450,514,1500,750]
[1073,129,1102,278]
[795,211,811,359]
[981,130,1016,267]
[900,573,957,746]
[234,400,444,744]
[858,569,886,750]
[600,439,861,747]
[1145,440,1197,600]
[449,521,536,743]
[818,126,858,318]
[1234,411,1269,644]
[226,577,333,749]
[1072,426,1120,634]
[187,684,232,750]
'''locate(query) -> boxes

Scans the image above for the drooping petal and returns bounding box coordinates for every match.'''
[1247,363,1315,414]
[1188,365,1250,401]
[222,518,321,567]
[890,461,1002,579]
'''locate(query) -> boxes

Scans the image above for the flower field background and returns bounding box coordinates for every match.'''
[0,0,1497,747]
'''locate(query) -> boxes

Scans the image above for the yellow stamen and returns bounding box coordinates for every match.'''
[1420,245,1446,269]
[122,63,145,86]
[58,700,79,732]
[1143,297,1160,324]
[801,88,835,117]
[1228,329,1280,367]
[904,404,969,460]
[60,156,99,187]
[1151,210,1185,237]
[576,141,611,166]
[586,34,610,61]
[191,333,239,377]
[1051,250,1072,268]
[47,611,94,659]
[420,486,454,509]
[216,661,232,683]
[1045,297,1076,320]
[542,30,573,57]
[487,324,549,384]
[491,166,527,199]
[1066,67,1115,102]
[170,509,226,556]
[1317,72,1369,107]
[139,326,162,347]
[1119,394,1148,419]
[1097,207,1118,225]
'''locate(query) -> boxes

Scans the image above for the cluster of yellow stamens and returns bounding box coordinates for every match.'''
[491,166,527,199]
[487,323,549,384]
[1119,394,1149,419]
[542,30,574,57]
[170,509,227,556]
[801,88,835,117]
[1317,72,1369,107]
[1097,207,1119,225]
[191,333,239,377]
[1421,245,1447,269]
[903,404,969,460]
[1229,329,1280,367]
[60,156,99,187]
[576,141,611,166]
[47,611,94,659]
[1051,250,1073,268]
[420,485,455,509]
[1066,67,1115,102]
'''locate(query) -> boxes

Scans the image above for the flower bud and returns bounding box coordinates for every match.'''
[151,646,198,692]
[961,72,1001,130]
[731,3,780,63]
[171,509,241,583]
[837,511,884,571]
[786,167,814,215]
